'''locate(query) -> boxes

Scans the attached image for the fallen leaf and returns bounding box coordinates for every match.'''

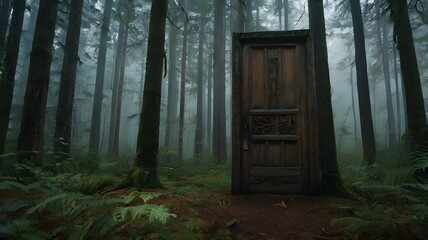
[226,219,239,228]
[275,200,287,209]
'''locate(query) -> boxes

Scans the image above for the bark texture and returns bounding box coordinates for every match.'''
[308,0,345,196]
[213,0,227,164]
[54,0,84,158]
[18,0,59,163]
[0,0,25,155]
[133,0,168,189]
[388,0,427,147]
[350,0,376,165]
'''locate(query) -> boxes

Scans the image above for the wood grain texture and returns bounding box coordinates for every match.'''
[232,31,319,194]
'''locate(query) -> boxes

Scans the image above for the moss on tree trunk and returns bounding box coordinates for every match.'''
[131,0,168,190]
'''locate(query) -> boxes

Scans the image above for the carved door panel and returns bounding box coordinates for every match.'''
[232,31,319,194]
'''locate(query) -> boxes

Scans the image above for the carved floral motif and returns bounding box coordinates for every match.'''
[250,114,297,135]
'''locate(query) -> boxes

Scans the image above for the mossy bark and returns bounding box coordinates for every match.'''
[132,0,168,190]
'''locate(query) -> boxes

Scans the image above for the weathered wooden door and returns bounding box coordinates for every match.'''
[232,30,319,194]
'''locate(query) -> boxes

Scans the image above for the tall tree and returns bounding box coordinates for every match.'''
[108,0,131,155]
[54,0,84,158]
[246,0,253,31]
[0,0,25,155]
[133,0,168,189]
[14,0,37,107]
[308,0,345,195]
[206,55,213,154]
[0,0,10,60]
[164,23,178,147]
[277,0,282,30]
[232,0,245,32]
[388,0,427,147]
[283,0,289,30]
[178,0,188,160]
[18,0,59,163]
[213,0,227,164]
[89,0,113,156]
[349,0,376,165]
[393,39,403,139]
[376,7,397,149]
[194,18,207,158]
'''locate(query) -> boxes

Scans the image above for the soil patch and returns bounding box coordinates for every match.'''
[148,189,353,239]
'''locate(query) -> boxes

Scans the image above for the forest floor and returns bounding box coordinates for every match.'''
[1,160,427,239]
[141,187,352,240]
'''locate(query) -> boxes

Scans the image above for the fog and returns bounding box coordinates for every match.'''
[3,0,428,160]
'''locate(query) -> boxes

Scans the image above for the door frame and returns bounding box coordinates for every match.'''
[231,30,320,195]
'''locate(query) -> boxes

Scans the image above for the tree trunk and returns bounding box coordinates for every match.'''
[108,4,128,155]
[308,0,345,196]
[164,24,178,147]
[112,28,128,155]
[283,0,289,30]
[206,56,213,154]
[376,8,397,149]
[178,0,188,160]
[54,0,84,159]
[213,0,227,164]
[350,64,358,145]
[388,0,427,147]
[194,19,206,158]
[0,0,25,155]
[278,0,282,30]
[255,0,260,31]
[133,0,168,189]
[230,0,245,32]
[350,0,376,165]
[393,39,402,139]
[89,0,113,156]
[0,0,10,60]
[18,0,59,163]
[14,0,37,106]
[246,0,253,32]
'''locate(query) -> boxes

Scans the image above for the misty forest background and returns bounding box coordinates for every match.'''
[1,0,428,239]
[1,0,428,189]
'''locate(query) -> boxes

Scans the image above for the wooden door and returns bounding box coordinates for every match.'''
[232,31,319,194]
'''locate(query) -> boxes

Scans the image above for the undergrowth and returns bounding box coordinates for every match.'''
[334,146,428,240]
[0,148,233,240]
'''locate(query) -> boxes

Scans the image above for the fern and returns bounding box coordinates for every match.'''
[383,147,428,185]
[114,204,176,224]
[0,180,44,193]
[331,204,415,239]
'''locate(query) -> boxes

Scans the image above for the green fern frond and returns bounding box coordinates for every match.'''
[26,192,87,215]
[114,204,175,224]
